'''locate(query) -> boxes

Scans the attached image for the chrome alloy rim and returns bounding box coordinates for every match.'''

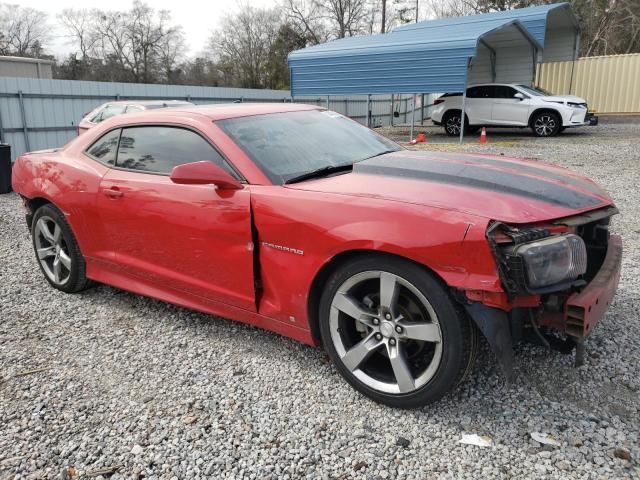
[445,115,462,135]
[34,216,71,285]
[534,115,557,136]
[329,271,443,394]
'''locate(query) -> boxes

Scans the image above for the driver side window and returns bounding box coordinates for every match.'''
[115,126,238,177]
[493,86,518,99]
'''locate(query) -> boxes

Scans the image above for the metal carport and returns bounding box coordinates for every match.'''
[288,3,579,142]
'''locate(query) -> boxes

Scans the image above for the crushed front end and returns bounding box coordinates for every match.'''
[464,206,622,378]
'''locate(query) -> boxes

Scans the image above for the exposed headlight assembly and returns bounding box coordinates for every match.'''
[502,234,587,292]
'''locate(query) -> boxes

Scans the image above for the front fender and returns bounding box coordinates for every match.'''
[251,186,502,331]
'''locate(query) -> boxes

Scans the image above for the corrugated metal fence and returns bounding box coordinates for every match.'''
[537,53,640,115]
[0,77,436,161]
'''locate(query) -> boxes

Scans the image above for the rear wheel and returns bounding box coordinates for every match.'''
[31,204,90,293]
[531,111,561,137]
[443,111,464,136]
[319,255,477,408]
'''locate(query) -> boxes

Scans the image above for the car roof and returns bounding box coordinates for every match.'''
[467,83,523,87]
[104,100,194,106]
[117,102,321,122]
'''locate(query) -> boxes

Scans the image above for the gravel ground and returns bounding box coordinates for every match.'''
[1,121,639,479]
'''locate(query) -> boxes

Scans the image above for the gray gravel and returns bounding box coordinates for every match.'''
[1,121,639,479]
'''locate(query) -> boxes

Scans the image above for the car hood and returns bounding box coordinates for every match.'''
[286,151,613,224]
[541,95,587,104]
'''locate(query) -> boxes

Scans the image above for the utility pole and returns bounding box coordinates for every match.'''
[381,0,387,33]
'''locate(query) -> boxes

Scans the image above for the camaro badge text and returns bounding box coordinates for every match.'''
[261,242,304,256]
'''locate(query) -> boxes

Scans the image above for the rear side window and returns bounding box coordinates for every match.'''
[116,126,233,175]
[86,129,121,165]
[467,86,493,98]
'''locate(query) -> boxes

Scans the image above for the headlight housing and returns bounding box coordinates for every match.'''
[511,234,587,290]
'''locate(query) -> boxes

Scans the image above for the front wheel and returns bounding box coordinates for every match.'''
[531,111,561,137]
[319,256,477,408]
[31,204,90,293]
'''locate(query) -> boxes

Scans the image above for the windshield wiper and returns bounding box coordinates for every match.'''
[284,163,354,185]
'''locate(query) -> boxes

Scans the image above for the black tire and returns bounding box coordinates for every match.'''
[558,126,566,133]
[530,111,561,137]
[318,255,478,408]
[31,203,90,293]
[442,111,468,137]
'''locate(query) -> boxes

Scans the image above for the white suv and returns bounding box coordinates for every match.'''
[431,84,596,137]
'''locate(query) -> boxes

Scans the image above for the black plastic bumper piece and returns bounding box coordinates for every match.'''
[464,303,515,382]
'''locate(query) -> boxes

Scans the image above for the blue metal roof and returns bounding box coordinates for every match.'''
[395,3,577,49]
[288,3,576,97]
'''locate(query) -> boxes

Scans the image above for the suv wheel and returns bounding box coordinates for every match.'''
[531,111,561,137]
[319,255,478,408]
[442,111,466,136]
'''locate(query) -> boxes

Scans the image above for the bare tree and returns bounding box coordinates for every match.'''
[0,4,49,57]
[209,6,281,88]
[58,9,99,59]
[58,2,185,83]
[158,24,187,83]
[284,0,328,44]
[322,0,368,37]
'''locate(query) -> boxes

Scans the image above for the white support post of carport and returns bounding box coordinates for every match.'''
[326,95,330,108]
[459,91,466,145]
[459,58,471,145]
[367,94,371,127]
[410,94,416,142]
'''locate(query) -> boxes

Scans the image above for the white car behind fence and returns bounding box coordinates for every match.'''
[431,84,598,137]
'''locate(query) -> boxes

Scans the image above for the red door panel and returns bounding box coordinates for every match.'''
[97,169,255,311]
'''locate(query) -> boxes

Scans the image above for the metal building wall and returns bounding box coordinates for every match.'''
[0,57,54,79]
[0,77,432,161]
[537,53,640,114]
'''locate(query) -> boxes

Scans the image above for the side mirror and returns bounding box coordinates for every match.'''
[170,161,243,190]
[514,92,525,101]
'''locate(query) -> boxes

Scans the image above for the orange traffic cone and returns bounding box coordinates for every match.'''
[416,132,427,143]
[479,127,487,144]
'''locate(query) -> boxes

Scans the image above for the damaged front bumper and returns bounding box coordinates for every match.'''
[564,234,622,338]
[464,234,622,380]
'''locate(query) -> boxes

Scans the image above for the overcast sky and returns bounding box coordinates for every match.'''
[22,0,280,59]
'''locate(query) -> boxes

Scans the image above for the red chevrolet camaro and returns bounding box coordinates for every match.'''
[12,103,622,408]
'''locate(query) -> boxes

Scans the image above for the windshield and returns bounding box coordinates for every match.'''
[217,110,401,184]
[517,85,553,96]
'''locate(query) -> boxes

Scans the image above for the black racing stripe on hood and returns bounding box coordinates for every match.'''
[355,157,602,209]
[400,152,606,197]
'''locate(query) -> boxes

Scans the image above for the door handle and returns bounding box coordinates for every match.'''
[104,187,123,198]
